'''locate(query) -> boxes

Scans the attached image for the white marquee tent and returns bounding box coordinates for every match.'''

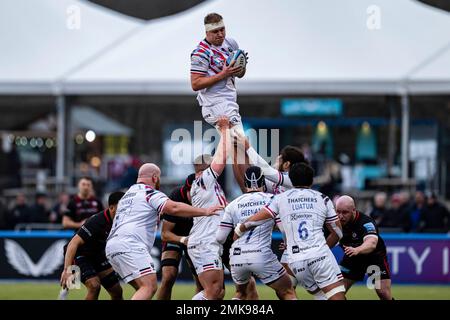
[62,0,450,95]
[0,0,142,95]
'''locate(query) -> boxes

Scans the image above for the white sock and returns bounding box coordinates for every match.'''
[192,290,207,300]
[231,297,241,300]
[313,290,327,300]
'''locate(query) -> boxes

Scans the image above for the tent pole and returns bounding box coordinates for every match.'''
[401,93,410,182]
[56,95,66,192]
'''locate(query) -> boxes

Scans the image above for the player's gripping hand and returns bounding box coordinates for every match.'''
[216,116,230,130]
[232,130,250,151]
[220,61,242,78]
[205,204,225,216]
[343,245,360,257]
[60,269,69,289]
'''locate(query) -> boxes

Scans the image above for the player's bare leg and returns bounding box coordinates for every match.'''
[320,280,346,300]
[233,283,249,300]
[198,269,224,300]
[277,263,298,300]
[244,277,259,300]
[375,279,393,300]
[129,274,158,300]
[84,276,101,300]
[268,274,297,300]
[98,268,123,300]
[343,278,355,292]
[157,250,181,300]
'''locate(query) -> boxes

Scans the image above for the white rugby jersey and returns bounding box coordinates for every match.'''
[219,192,274,263]
[190,38,239,107]
[188,167,226,245]
[107,183,168,252]
[265,171,290,195]
[265,188,339,262]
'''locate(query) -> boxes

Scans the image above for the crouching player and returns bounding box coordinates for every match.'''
[60,191,125,300]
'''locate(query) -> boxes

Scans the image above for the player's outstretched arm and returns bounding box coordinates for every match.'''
[234,131,293,188]
[62,216,84,230]
[325,218,343,247]
[162,200,223,218]
[210,117,231,176]
[232,137,250,192]
[344,236,378,257]
[161,219,188,245]
[60,235,85,288]
[190,63,242,91]
[234,207,273,239]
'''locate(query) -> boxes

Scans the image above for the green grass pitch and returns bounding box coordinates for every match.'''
[0,282,449,300]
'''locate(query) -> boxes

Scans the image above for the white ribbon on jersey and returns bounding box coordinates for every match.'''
[205,20,225,32]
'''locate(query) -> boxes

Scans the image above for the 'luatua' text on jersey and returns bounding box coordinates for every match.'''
[107,183,168,253]
[265,188,339,262]
[190,38,239,107]
[220,192,274,263]
[189,167,226,245]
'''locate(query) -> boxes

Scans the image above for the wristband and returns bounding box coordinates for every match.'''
[234,223,244,238]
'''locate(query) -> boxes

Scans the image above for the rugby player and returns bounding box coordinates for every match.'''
[157,173,202,300]
[216,166,297,300]
[60,191,124,300]
[334,195,393,300]
[234,163,346,300]
[63,176,104,231]
[190,13,247,134]
[106,163,223,300]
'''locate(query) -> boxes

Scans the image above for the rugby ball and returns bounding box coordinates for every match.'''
[226,49,247,77]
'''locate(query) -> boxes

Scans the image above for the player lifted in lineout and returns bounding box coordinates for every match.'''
[190,12,248,135]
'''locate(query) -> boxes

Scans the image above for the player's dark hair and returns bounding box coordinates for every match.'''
[204,13,223,24]
[108,191,125,206]
[280,146,306,167]
[79,176,93,184]
[181,173,196,199]
[289,163,314,187]
[244,166,266,190]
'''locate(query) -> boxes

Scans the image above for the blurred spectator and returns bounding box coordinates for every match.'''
[63,177,104,230]
[420,193,450,233]
[300,143,313,163]
[315,159,342,200]
[120,156,140,189]
[6,193,31,229]
[369,192,388,226]
[380,192,411,231]
[408,191,426,232]
[49,192,70,224]
[29,192,50,223]
[6,144,22,188]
